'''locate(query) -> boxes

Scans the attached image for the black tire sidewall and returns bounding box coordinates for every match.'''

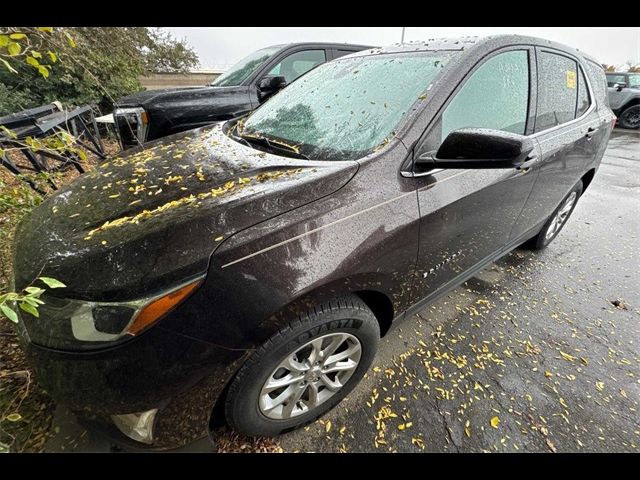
[225,298,379,437]
[535,181,583,249]
[619,105,640,130]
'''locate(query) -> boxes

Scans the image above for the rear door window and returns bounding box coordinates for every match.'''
[535,51,580,132]
[334,49,358,59]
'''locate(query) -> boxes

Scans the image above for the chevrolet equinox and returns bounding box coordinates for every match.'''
[12,35,614,450]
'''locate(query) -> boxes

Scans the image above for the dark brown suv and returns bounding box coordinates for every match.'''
[12,35,614,450]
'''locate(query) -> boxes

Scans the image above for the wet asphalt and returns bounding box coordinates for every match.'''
[46,128,639,453]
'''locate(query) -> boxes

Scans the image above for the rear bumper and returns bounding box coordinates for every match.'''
[18,324,248,450]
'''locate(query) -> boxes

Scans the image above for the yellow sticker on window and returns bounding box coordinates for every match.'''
[566,70,577,89]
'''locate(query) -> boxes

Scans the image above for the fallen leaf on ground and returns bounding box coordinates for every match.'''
[6,413,22,422]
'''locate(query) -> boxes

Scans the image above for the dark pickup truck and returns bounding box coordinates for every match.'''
[113,42,372,149]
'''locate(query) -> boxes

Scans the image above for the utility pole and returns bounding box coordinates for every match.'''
[401,27,406,44]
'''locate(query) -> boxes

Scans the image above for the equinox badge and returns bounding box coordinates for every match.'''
[423,250,463,278]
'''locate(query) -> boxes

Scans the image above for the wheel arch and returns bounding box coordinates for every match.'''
[209,281,395,433]
[617,97,640,118]
[580,168,596,193]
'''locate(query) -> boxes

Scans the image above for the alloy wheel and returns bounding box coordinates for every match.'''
[545,191,577,241]
[259,332,362,420]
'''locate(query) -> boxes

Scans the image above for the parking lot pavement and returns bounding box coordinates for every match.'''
[46,129,639,452]
[277,128,640,452]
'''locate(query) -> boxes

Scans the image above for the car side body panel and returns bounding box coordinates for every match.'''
[164,141,421,348]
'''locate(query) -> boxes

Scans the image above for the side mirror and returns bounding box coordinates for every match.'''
[613,82,627,92]
[258,75,287,94]
[415,128,535,171]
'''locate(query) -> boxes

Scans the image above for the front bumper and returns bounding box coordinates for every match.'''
[17,321,248,450]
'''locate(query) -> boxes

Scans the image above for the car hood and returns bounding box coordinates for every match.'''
[13,124,358,301]
[116,85,240,108]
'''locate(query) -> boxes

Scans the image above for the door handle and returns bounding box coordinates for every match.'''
[586,127,599,139]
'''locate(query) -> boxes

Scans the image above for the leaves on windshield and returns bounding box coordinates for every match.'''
[243,52,454,160]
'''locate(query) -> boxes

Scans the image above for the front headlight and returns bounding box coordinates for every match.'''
[114,107,150,148]
[70,278,202,342]
[17,278,202,350]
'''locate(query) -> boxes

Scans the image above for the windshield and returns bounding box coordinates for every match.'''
[239,51,455,160]
[629,74,640,88]
[211,46,281,87]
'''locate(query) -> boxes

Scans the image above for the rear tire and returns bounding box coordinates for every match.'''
[224,295,379,437]
[527,180,583,251]
[618,105,640,130]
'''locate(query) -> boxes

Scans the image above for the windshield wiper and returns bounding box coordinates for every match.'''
[236,132,310,160]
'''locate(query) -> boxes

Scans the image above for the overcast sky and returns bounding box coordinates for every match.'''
[166,27,640,70]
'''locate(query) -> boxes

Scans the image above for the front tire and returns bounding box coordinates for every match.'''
[224,295,379,437]
[527,180,583,250]
[618,105,640,130]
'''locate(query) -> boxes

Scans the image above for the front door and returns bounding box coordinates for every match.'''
[411,47,539,301]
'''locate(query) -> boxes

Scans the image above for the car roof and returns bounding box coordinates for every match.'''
[344,34,603,65]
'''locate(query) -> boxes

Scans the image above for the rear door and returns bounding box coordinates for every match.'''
[515,48,601,231]
[411,47,539,302]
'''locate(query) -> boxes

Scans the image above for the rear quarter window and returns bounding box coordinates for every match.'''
[586,60,610,108]
[335,49,358,59]
[576,67,591,117]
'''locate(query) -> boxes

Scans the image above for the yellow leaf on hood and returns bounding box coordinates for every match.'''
[490,416,500,428]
